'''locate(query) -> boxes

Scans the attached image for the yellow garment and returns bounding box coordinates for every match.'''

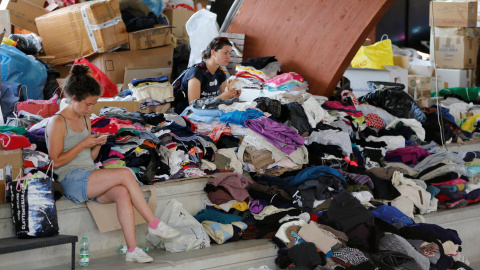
[460,113,480,132]
[352,116,365,125]
[231,201,249,212]
[465,158,480,167]
[456,183,467,192]
[103,160,126,168]
[236,66,264,76]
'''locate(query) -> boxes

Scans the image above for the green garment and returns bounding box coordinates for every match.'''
[0,126,26,135]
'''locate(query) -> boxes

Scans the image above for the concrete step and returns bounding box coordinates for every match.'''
[1,174,480,269]
[0,177,213,270]
[46,239,277,270]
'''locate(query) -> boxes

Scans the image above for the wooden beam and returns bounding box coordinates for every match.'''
[227,0,395,96]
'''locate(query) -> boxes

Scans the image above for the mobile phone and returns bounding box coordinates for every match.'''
[98,134,109,138]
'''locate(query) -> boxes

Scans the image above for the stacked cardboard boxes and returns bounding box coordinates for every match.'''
[429,1,478,96]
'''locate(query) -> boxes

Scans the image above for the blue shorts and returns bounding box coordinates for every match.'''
[60,168,97,204]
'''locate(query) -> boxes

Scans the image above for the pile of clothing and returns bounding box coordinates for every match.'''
[4,62,480,270]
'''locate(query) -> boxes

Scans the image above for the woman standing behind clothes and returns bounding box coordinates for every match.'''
[46,65,179,264]
[174,36,241,113]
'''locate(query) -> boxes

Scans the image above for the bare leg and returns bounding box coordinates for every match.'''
[86,168,156,224]
[96,186,136,249]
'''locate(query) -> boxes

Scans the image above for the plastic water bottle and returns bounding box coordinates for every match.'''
[117,244,149,254]
[79,236,90,267]
[259,89,266,97]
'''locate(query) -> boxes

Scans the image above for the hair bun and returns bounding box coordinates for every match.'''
[71,64,89,76]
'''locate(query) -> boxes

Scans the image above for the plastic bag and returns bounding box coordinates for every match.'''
[147,199,210,252]
[0,44,47,100]
[186,9,219,67]
[358,81,426,122]
[168,0,194,11]
[141,0,168,16]
[351,36,394,70]
[73,58,118,97]
[8,33,43,55]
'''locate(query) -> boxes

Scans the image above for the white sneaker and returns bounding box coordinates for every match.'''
[125,247,153,263]
[148,221,180,239]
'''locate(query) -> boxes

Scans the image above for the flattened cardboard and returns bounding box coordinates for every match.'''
[0,0,50,34]
[430,1,477,27]
[163,8,194,38]
[128,25,172,51]
[87,186,157,233]
[123,66,172,90]
[0,149,23,203]
[88,45,173,84]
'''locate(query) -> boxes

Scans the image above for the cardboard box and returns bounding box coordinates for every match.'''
[416,97,441,108]
[28,0,45,8]
[0,149,23,203]
[430,1,477,27]
[91,99,171,115]
[163,8,194,38]
[343,65,409,97]
[393,56,410,69]
[0,0,50,34]
[410,58,434,76]
[88,45,173,84]
[128,25,172,51]
[123,66,172,90]
[434,36,477,69]
[431,68,476,92]
[0,10,11,37]
[408,75,432,99]
[35,0,128,66]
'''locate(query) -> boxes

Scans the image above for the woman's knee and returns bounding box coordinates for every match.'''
[113,186,131,202]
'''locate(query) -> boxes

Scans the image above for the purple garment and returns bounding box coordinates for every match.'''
[244,117,305,155]
[26,127,46,143]
[208,173,255,202]
[385,147,430,165]
[336,169,374,189]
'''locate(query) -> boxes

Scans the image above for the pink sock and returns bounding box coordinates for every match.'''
[128,246,137,253]
[148,218,160,229]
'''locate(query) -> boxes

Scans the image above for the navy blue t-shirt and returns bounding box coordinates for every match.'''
[179,61,227,99]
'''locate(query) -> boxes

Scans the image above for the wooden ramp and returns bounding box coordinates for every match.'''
[227,0,395,96]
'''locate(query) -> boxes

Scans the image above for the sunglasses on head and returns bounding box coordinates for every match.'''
[216,37,230,44]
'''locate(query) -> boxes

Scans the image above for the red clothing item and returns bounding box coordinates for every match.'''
[0,133,31,150]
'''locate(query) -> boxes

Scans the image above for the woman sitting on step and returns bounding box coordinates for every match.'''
[46,64,179,264]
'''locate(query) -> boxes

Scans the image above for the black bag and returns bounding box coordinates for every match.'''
[172,63,205,114]
[10,165,59,238]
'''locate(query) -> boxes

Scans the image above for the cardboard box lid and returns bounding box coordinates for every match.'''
[409,58,434,76]
[87,186,157,233]
[1,0,50,34]
[123,66,172,90]
[163,8,194,37]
